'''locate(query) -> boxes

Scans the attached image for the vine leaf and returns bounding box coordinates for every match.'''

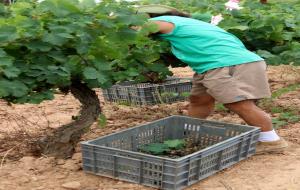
[139,143,170,155]
[164,139,185,149]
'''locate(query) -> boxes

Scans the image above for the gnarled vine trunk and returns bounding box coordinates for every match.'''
[1,0,11,5]
[36,81,101,158]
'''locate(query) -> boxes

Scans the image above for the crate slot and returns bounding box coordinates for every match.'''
[102,78,192,105]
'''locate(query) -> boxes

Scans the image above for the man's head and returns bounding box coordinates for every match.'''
[136,4,191,18]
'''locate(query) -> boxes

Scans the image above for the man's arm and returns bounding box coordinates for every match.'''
[150,21,174,34]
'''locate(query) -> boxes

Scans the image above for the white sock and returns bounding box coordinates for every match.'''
[258,129,280,142]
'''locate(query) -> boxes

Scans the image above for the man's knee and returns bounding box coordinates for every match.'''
[188,95,215,118]
[224,100,255,113]
[189,94,215,106]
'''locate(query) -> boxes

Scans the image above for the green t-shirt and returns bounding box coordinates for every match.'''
[149,16,263,74]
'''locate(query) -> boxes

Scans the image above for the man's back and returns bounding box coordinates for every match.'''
[149,16,263,74]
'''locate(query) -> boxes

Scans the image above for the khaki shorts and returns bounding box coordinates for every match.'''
[190,61,271,104]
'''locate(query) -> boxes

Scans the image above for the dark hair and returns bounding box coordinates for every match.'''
[148,10,191,18]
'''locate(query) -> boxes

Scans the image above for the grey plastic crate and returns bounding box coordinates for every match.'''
[81,115,260,190]
[102,78,192,105]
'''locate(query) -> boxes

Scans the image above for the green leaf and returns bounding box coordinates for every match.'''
[3,67,21,78]
[0,56,13,67]
[164,139,185,149]
[181,92,191,98]
[126,68,139,77]
[0,4,5,16]
[79,0,96,9]
[116,28,137,42]
[0,26,19,43]
[0,80,28,98]
[39,0,81,17]
[192,12,212,22]
[10,2,33,15]
[160,92,179,98]
[42,32,69,46]
[256,50,276,59]
[148,63,169,72]
[282,32,294,41]
[96,73,108,84]
[272,118,287,129]
[90,56,112,71]
[250,20,265,29]
[135,52,160,64]
[0,49,6,57]
[11,16,42,38]
[115,14,146,26]
[227,25,249,31]
[83,67,98,80]
[139,143,170,155]
[83,66,108,86]
[48,51,67,63]
[0,81,9,97]
[139,22,159,35]
[24,90,54,104]
[98,114,107,128]
[27,41,52,52]
[56,33,74,39]
[64,55,82,75]
[279,112,300,123]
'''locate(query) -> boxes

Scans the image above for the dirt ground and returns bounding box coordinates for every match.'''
[1,65,300,190]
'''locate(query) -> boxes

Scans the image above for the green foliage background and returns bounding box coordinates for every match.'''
[1,0,300,105]
[0,0,172,104]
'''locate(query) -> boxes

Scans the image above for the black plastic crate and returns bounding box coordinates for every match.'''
[102,78,192,105]
[81,115,260,190]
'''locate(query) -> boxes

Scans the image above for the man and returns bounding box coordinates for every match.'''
[137,5,288,154]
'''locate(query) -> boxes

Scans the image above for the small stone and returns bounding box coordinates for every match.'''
[0,169,9,176]
[41,157,56,164]
[55,174,67,179]
[19,156,36,170]
[36,176,47,180]
[82,188,97,190]
[18,176,30,183]
[61,181,81,190]
[61,160,81,171]
[152,105,159,109]
[107,120,114,124]
[34,157,55,172]
[9,170,28,178]
[74,143,82,153]
[56,159,66,165]
[71,153,82,163]
[34,187,45,190]
[127,184,137,188]
[20,156,36,162]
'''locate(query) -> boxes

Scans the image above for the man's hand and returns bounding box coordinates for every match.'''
[130,25,142,31]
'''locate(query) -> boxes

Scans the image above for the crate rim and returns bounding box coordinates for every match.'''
[82,115,259,142]
[81,129,259,162]
[108,77,193,88]
[81,115,260,162]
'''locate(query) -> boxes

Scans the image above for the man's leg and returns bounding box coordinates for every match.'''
[224,99,272,132]
[188,94,215,119]
[224,99,288,154]
[196,61,288,154]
